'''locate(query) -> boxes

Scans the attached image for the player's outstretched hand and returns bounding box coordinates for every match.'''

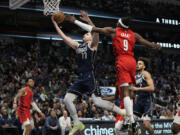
[64,14,76,23]
[40,112,46,119]
[154,44,162,50]
[51,15,56,25]
[80,10,90,22]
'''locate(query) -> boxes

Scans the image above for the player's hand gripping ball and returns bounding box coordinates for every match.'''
[53,11,65,24]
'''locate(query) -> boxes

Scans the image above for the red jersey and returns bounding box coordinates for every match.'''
[18,86,33,112]
[112,27,135,58]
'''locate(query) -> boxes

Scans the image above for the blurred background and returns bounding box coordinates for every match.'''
[0,0,179,135]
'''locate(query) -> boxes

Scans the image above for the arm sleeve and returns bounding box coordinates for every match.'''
[31,102,41,113]
[74,20,93,32]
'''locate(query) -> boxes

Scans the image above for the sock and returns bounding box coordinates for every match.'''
[124,96,135,123]
[64,93,80,125]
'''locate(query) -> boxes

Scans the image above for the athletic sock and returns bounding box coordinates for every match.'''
[124,96,135,123]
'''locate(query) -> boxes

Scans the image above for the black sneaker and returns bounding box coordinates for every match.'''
[132,122,136,135]
[120,123,129,133]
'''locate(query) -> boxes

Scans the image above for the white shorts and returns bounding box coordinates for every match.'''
[173,113,180,125]
[142,114,151,121]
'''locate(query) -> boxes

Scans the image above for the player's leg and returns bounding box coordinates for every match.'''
[24,124,31,135]
[64,92,85,135]
[91,94,125,116]
[143,120,154,135]
[116,65,135,124]
[115,120,124,135]
[64,78,85,135]
[22,119,31,135]
[172,112,180,134]
[142,98,154,135]
[88,72,125,116]
[121,85,135,124]
[172,123,180,134]
[64,92,79,124]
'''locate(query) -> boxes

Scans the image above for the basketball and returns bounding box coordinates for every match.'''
[53,11,65,24]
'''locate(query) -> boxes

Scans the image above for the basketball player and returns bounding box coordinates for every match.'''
[130,57,154,135]
[172,94,180,135]
[66,16,161,127]
[13,78,45,135]
[51,11,125,135]
[103,86,127,134]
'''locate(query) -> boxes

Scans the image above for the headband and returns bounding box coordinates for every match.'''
[118,18,129,29]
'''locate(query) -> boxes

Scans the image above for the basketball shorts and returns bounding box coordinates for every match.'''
[134,96,154,121]
[69,71,96,96]
[115,56,136,86]
[17,108,31,124]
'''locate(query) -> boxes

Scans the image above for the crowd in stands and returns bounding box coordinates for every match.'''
[61,0,180,18]
[0,38,180,134]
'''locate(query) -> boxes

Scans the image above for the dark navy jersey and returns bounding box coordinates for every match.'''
[135,71,152,98]
[76,43,96,74]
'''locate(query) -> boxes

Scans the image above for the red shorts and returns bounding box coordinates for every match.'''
[115,55,136,86]
[17,108,31,124]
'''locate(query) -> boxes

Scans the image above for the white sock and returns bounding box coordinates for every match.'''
[64,93,80,125]
[123,96,135,123]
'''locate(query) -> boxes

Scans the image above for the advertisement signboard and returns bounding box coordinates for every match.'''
[82,119,173,135]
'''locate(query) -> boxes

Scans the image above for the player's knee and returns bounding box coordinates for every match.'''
[91,94,99,106]
[64,93,76,105]
[64,94,69,104]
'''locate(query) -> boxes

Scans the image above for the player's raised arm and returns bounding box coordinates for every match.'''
[66,15,115,38]
[79,11,99,49]
[51,16,79,50]
[135,33,162,50]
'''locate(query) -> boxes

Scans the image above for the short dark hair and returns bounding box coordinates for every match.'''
[25,77,33,83]
[138,57,150,69]
[121,17,132,28]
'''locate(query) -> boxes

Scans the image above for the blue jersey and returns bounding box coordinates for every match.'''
[135,71,152,98]
[134,71,154,117]
[76,43,96,74]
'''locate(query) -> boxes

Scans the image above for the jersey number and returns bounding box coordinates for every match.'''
[81,52,87,59]
[123,39,128,51]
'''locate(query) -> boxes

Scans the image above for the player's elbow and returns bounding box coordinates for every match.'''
[150,85,155,91]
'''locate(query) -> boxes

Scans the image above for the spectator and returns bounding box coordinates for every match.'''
[45,110,60,135]
[160,109,167,119]
[59,110,72,135]
[101,110,114,120]
[93,112,101,120]
[0,106,12,127]
[31,112,45,135]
